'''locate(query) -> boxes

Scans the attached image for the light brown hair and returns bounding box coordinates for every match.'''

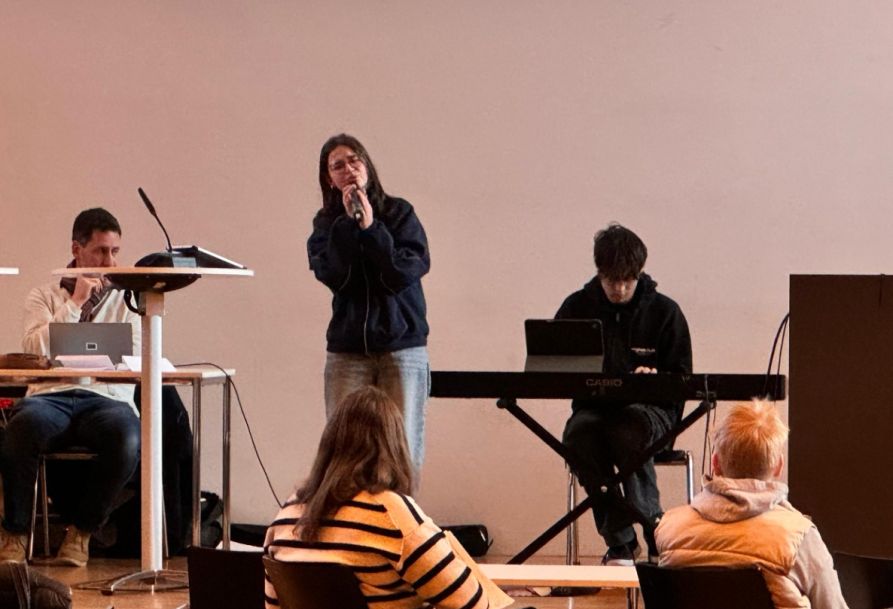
[293,386,414,541]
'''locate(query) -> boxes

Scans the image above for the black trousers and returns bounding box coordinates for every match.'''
[563,403,673,549]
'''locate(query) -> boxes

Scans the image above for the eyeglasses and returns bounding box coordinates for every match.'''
[328,155,364,173]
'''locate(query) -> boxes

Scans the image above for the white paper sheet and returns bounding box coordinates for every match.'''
[121,355,176,372]
[53,354,115,370]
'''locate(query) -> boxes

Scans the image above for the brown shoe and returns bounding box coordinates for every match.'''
[0,529,26,563]
[52,527,90,567]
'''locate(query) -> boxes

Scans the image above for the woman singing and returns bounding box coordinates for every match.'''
[308,134,430,472]
[264,386,488,609]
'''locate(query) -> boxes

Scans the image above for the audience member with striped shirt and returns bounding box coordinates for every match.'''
[264,386,489,609]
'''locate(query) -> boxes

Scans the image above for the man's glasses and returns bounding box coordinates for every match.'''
[328,155,364,173]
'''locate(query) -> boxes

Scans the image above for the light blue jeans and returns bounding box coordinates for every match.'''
[324,346,430,472]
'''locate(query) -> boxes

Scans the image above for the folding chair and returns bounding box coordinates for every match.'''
[263,556,367,609]
[833,551,893,609]
[187,546,265,609]
[635,561,775,609]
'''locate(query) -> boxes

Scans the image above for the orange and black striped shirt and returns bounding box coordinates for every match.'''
[264,490,488,609]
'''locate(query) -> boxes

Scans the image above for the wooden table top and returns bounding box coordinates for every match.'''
[479,563,639,587]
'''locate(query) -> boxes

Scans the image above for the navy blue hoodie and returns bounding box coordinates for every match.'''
[308,196,429,354]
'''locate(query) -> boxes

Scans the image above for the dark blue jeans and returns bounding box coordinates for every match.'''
[0,390,140,534]
[563,403,673,549]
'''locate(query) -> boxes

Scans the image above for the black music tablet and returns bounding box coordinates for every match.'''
[524,319,604,373]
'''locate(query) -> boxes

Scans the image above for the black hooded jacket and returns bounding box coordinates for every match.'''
[555,273,692,414]
[308,196,429,354]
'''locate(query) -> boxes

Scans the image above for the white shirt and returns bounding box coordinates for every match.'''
[22,281,141,415]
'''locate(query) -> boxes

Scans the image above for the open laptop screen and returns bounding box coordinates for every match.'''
[49,322,133,365]
[524,319,604,373]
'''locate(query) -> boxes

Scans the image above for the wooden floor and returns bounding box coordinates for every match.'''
[30,557,189,609]
[30,556,632,609]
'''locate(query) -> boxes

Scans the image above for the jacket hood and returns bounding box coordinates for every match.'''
[692,476,791,523]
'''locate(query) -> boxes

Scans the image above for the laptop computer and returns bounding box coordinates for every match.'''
[524,319,604,373]
[49,322,133,365]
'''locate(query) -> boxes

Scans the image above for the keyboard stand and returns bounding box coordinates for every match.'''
[497,394,717,564]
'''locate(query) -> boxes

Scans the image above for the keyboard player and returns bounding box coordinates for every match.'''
[556,223,692,565]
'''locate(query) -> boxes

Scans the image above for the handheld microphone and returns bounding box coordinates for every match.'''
[349,187,364,222]
[138,187,173,252]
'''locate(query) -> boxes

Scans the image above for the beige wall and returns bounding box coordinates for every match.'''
[2,1,891,557]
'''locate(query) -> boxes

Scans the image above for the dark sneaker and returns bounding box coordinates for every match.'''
[51,527,90,567]
[601,540,641,566]
[643,514,662,562]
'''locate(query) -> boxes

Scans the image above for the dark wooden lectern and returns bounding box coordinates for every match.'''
[790,274,893,556]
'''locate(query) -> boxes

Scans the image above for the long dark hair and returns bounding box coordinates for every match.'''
[293,386,414,541]
[317,133,388,217]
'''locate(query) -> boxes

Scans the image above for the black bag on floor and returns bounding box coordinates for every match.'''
[230,523,267,547]
[443,524,492,557]
[200,491,223,548]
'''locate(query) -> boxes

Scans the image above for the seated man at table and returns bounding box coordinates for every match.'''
[0,207,141,566]
[656,400,848,609]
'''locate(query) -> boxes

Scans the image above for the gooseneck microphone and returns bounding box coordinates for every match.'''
[116,187,200,311]
[133,187,243,271]
[138,187,173,252]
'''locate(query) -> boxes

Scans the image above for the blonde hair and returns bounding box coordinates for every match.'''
[713,400,788,480]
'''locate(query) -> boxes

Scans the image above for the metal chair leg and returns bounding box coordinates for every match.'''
[163,498,169,559]
[27,455,53,561]
[40,457,50,557]
[684,450,694,503]
[27,459,40,561]
[566,468,579,565]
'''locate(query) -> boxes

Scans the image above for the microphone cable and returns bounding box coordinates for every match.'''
[122,290,139,315]
[177,361,284,508]
[763,313,790,401]
[692,314,790,482]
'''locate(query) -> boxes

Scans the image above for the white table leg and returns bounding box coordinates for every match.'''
[101,290,187,594]
[141,291,165,571]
